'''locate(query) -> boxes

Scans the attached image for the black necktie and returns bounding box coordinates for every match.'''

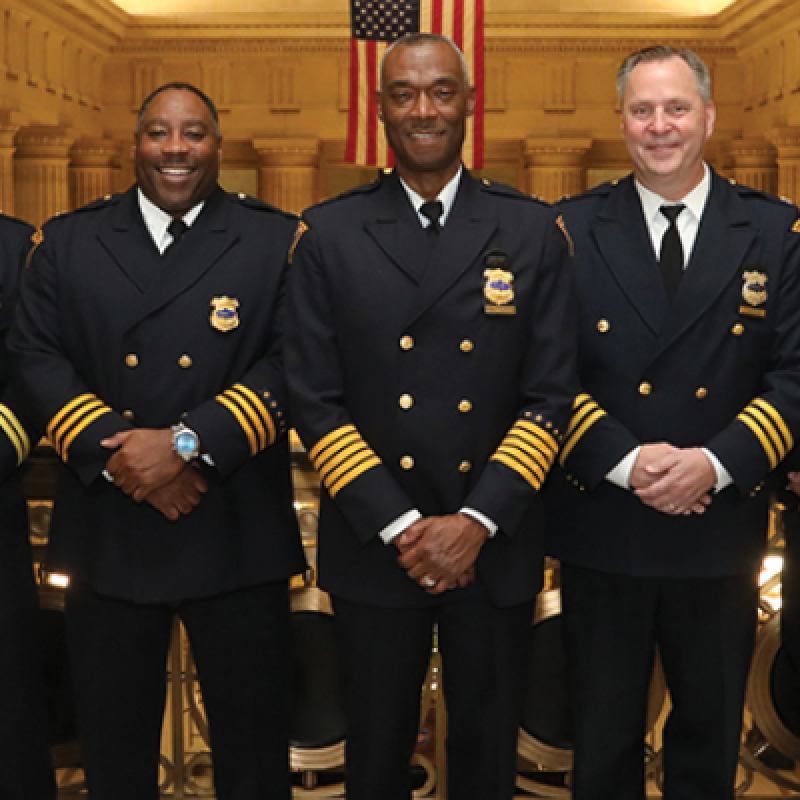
[163,218,188,256]
[659,204,685,299]
[420,201,444,236]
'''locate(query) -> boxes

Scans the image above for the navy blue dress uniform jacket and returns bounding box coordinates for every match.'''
[9,186,306,604]
[546,171,800,578]
[285,170,578,609]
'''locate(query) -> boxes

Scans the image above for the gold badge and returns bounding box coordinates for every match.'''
[210,296,240,332]
[741,270,768,307]
[483,251,516,315]
[288,220,308,264]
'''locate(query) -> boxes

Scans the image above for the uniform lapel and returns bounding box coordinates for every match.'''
[96,189,161,293]
[405,171,497,327]
[363,173,432,285]
[650,173,755,360]
[132,187,237,324]
[589,176,668,336]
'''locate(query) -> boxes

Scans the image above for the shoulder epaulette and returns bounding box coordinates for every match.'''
[71,193,120,215]
[0,211,34,231]
[306,179,382,213]
[232,192,298,221]
[478,178,548,206]
[729,179,797,207]
[557,181,617,206]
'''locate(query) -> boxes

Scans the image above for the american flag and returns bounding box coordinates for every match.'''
[345,0,485,169]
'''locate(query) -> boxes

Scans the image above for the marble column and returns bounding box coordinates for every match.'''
[14,126,75,227]
[770,127,800,205]
[728,138,778,196]
[524,137,593,204]
[252,137,319,214]
[0,111,25,217]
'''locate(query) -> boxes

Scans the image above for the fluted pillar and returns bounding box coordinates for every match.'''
[14,126,75,228]
[769,127,800,205]
[112,139,136,195]
[253,137,319,214]
[0,111,26,217]
[524,137,593,204]
[728,138,778,195]
[69,138,117,209]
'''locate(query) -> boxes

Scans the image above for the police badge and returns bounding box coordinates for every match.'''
[210,296,240,332]
[739,270,767,318]
[483,251,516,315]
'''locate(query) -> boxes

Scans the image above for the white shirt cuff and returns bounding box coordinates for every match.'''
[606,446,640,489]
[701,447,732,492]
[460,507,497,537]
[379,509,422,544]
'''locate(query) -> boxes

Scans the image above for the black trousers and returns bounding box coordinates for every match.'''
[65,580,293,800]
[333,587,534,800]
[0,518,56,800]
[561,564,758,800]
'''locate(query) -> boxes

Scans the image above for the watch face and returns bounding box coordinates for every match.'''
[175,430,199,457]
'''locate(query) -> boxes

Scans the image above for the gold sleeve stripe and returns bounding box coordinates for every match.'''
[560,408,605,465]
[61,407,112,461]
[0,405,29,465]
[501,433,552,475]
[738,410,779,470]
[309,424,382,496]
[517,419,559,456]
[47,393,96,441]
[328,454,382,497]
[225,387,265,450]
[494,443,547,486]
[51,398,106,457]
[231,384,277,447]
[217,394,259,456]
[752,397,793,453]
[492,452,542,490]
[309,424,358,463]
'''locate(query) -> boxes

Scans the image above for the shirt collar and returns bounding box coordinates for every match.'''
[635,163,711,226]
[137,188,205,245]
[399,166,463,228]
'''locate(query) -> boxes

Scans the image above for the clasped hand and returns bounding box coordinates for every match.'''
[395,512,488,595]
[102,428,207,520]
[630,442,714,515]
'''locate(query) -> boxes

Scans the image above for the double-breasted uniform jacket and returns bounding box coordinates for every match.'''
[9,186,306,605]
[285,169,578,609]
[546,170,800,579]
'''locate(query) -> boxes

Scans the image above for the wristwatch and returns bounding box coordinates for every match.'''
[171,423,200,462]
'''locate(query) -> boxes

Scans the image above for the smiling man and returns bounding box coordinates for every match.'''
[285,34,577,800]
[9,83,305,800]
[546,46,800,799]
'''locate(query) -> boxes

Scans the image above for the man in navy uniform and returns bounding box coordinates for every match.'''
[285,33,577,800]
[548,45,800,799]
[9,83,305,800]
[0,216,56,800]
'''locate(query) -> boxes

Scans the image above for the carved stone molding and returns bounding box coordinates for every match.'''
[728,137,778,194]
[769,126,800,204]
[253,136,318,213]
[525,137,593,202]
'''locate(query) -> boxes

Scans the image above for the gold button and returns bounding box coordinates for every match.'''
[732,323,744,335]
[178,354,192,369]
[458,460,472,473]
[122,409,134,421]
[696,387,708,399]
[460,339,474,353]
[597,319,610,333]
[458,399,472,413]
[400,335,414,350]
[399,394,414,410]
[638,382,651,395]
[400,455,414,470]
[125,354,138,368]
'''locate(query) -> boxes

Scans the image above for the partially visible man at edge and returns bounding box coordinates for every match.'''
[9,82,305,800]
[547,45,800,800]
[0,214,56,800]
[285,33,578,800]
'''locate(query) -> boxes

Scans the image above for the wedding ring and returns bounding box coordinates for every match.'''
[422,575,436,588]
[667,503,676,512]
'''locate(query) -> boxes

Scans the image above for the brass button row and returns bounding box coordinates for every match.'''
[125,353,193,369]
[638,381,708,399]
[398,395,473,412]
[399,455,471,473]
[398,335,475,353]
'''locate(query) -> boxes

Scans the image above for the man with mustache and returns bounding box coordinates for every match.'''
[285,33,577,799]
[9,83,305,800]
[548,46,800,799]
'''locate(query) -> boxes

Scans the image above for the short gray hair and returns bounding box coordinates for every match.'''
[380,33,471,90]
[616,46,712,105]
